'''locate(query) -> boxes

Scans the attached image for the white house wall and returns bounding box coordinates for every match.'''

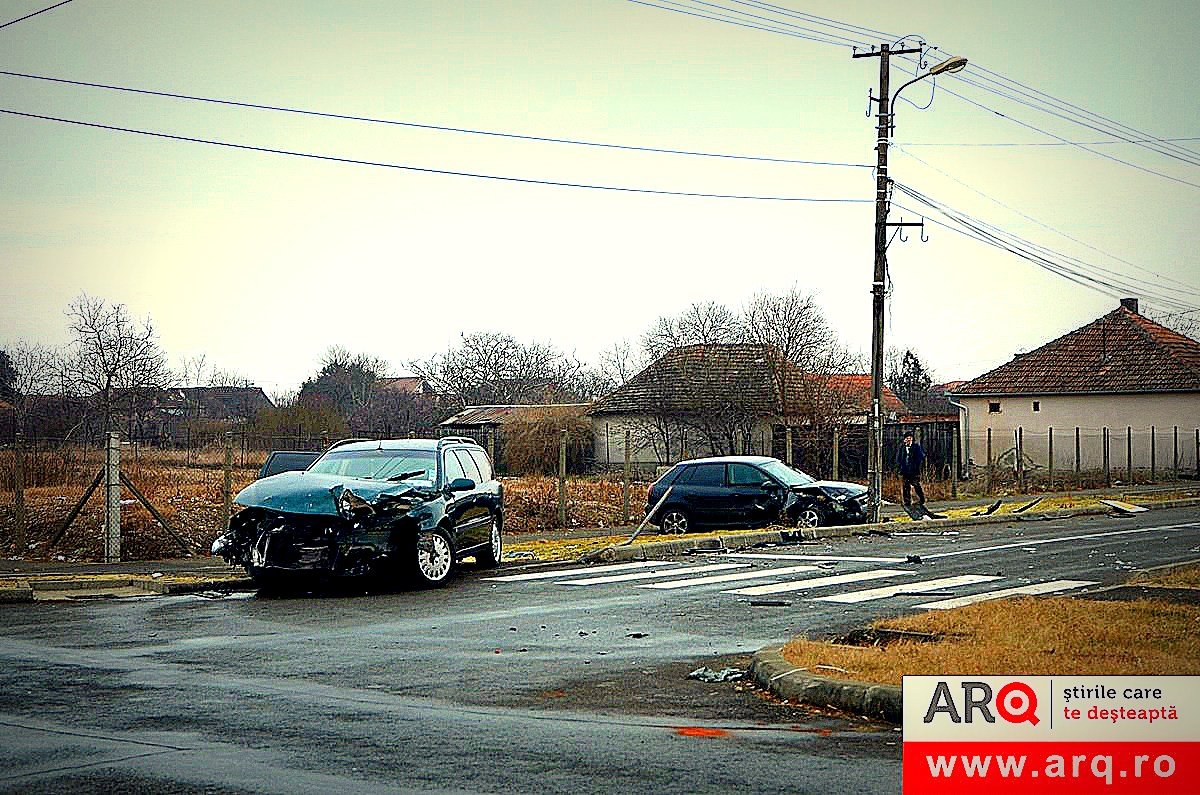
[957,393,1200,472]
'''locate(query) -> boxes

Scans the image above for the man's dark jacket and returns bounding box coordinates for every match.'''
[896,442,925,478]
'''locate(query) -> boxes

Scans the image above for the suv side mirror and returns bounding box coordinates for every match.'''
[446,477,476,492]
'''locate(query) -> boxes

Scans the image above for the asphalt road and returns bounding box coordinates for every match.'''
[0,507,1197,794]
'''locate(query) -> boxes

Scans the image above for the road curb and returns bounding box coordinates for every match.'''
[749,646,902,723]
[578,497,1200,564]
[0,587,35,604]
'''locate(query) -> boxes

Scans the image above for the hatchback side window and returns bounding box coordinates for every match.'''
[690,463,724,487]
[728,463,766,486]
[453,450,481,484]
[468,450,493,482]
[443,450,467,484]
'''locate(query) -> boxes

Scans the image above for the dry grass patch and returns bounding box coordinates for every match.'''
[1133,562,1200,589]
[781,596,1200,686]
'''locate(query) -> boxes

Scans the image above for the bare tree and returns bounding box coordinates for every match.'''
[596,339,646,394]
[411,332,589,409]
[641,301,739,358]
[1149,309,1200,341]
[179,353,209,387]
[208,369,255,388]
[4,341,60,434]
[63,294,175,433]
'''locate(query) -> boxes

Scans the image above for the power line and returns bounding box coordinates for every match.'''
[0,106,873,203]
[892,184,1199,311]
[0,0,74,31]
[0,69,870,169]
[720,0,894,42]
[903,136,1200,148]
[892,143,1200,293]
[623,0,851,48]
[669,0,866,47]
[968,62,1200,165]
[952,68,1200,167]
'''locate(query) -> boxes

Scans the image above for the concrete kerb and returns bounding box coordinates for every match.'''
[746,497,1200,724]
[749,646,902,723]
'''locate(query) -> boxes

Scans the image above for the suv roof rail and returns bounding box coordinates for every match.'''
[327,437,373,450]
[437,436,479,447]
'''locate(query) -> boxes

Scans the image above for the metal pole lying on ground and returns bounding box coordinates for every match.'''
[618,486,673,547]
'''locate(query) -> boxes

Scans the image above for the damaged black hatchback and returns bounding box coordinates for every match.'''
[212,437,503,589]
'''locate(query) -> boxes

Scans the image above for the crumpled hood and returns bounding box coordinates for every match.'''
[234,471,430,516]
[812,479,868,496]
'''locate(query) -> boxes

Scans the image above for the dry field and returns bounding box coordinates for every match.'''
[0,448,650,561]
[781,596,1200,685]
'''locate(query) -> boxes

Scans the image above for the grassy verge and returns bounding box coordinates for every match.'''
[781,596,1200,686]
[1133,562,1200,589]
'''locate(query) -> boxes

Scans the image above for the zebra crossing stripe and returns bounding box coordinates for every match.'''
[915,579,1098,610]
[724,568,914,596]
[814,574,1002,604]
[637,565,819,590]
[719,553,906,563]
[557,563,748,586]
[482,561,676,582]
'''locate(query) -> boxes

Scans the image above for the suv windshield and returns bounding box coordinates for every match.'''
[308,449,437,484]
[760,460,816,487]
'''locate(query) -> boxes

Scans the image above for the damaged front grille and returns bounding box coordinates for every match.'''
[232,509,351,572]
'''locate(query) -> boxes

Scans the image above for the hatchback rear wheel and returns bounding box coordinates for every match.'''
[659,508,690,534]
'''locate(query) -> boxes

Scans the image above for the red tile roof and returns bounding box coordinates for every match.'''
[823,374,908,415]
[954,307,1200,396]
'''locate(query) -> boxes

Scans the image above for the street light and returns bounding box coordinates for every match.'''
[852,46,968,523]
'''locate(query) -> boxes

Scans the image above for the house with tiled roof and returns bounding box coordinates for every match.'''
[588,343,907,466]
[950,299,1200,471]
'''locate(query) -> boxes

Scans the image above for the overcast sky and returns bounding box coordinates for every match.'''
[2,0,1198,395]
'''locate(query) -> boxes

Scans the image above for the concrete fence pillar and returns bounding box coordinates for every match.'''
[104,431,121,563]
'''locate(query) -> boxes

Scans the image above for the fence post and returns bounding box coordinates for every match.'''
[104,431,121,563]
[1173,426,1179,481]
[985,428,993,495]
[1047,426,1054,492]
[558,429,567,529]
[1126,426,1133,484]
[1103,427,1111,487]
[951,423,959,499]
[12,431,25,553]
[1016,427,1024,492]
[1195,428,1199,479]
[321,429,329,451]
[1150,426,1156,482]
[622,430,632,524]
[785,427,793,466]
[831,426,841,481]
[1074,427,1081,487]
[222,432,233,532]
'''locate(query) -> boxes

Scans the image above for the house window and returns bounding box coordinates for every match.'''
[1033,401,1040,412]
[988,401,1001,414]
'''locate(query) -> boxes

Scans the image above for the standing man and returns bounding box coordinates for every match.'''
[896,429,926,507]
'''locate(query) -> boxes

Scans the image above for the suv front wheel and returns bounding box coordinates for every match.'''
[410,527,455,587]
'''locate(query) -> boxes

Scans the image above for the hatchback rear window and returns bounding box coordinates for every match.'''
[688,463,724,486]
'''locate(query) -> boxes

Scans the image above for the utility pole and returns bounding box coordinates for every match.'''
[853,43,964,521]
[854,43,920,522]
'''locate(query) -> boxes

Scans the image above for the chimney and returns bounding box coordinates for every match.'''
[1120,297,1139,314]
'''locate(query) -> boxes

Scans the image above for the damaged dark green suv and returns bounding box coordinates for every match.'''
[211,437,503,589]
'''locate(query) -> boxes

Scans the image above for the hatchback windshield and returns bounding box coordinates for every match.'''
[760,460,816,487]
[308,449,437,484]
